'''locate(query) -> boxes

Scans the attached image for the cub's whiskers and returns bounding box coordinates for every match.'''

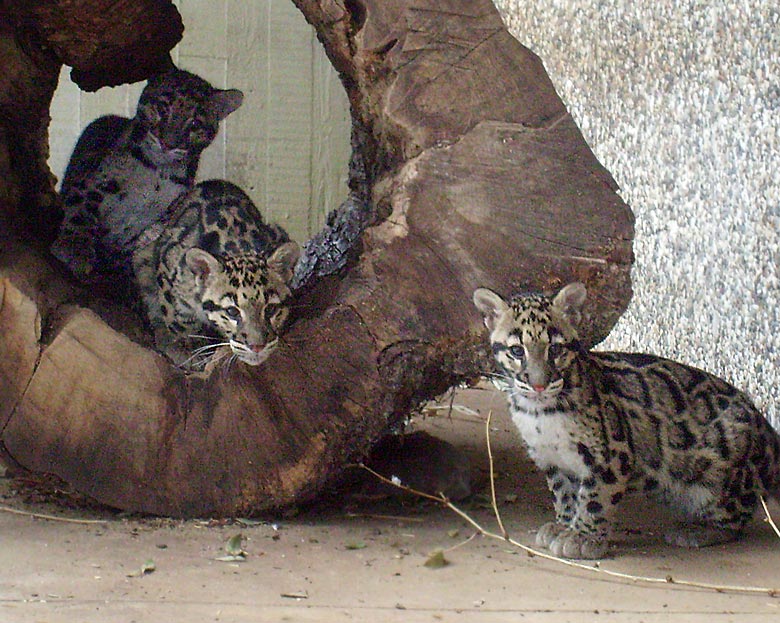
[187,334,222,342]
[219,352,239,378]
[179,340,231,370]
[487,372,513,392]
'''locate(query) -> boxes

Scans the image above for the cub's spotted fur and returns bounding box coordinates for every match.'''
[133,180,299,370]
[474,282,780,559]
[51,68,243,282]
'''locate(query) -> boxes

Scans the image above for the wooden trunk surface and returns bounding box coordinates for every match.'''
[0,0,634,516]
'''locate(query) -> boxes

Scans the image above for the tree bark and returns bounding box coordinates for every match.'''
[0,0,634,516]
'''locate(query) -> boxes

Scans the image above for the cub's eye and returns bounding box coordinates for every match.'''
[225,305,241,319]
[507,345,525,360]
[548,343,565,359]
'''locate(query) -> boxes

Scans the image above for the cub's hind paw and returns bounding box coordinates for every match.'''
[535,522,568,548]
[548,528,608,560]
[664,526,740,548]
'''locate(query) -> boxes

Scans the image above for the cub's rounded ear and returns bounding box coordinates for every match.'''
[184,248,222,280]
[552,282,587,325]
[210,88,244,121]
[473,288,509,332]
[267,241,301,283]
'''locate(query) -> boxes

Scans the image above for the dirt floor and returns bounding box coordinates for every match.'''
[2,386,780,622]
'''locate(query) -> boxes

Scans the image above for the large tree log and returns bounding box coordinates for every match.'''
[0,0,634,516]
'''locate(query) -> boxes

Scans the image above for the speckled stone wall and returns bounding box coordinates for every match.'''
[496,1,779,426]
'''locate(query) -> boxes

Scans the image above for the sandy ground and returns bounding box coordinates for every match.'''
[2,386,780,623]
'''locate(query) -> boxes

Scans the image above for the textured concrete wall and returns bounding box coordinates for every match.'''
[496,1,779,426]
[48,0,351,243]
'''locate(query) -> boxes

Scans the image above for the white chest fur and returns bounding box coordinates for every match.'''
[510,406,590,479]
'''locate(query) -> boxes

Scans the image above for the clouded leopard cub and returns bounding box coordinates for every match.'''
[133,180,299,371]
[474,283,780,559]
[51,68,243,283]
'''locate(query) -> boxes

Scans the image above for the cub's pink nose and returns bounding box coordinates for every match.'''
[250,344,265,353]
[532,384,546,393]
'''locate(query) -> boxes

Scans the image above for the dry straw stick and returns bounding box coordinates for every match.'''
[0,503,108,525]
[361,410,780,597]
[761,497,780,540]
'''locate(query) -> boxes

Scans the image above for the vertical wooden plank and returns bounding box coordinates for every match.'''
[310,38,351,235]
[227,0,315,242]
[226,0,270,225]
[176,0,227,60]
[48,67,81,186]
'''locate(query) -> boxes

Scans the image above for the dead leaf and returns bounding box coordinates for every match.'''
[423,549,449,569]
[216,533,247,562]
[127,559,156,577]
[345,541,367,550]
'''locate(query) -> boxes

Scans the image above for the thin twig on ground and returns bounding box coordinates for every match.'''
[761,497,780,540]
[485,411,507,539]
[0,504,108,525]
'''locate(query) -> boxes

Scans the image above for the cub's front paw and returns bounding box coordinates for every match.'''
[548,529,608,560]
[535,522,568,548]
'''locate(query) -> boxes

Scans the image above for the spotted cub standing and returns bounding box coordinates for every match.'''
[133,180,299,370]
[474,282,780,559]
